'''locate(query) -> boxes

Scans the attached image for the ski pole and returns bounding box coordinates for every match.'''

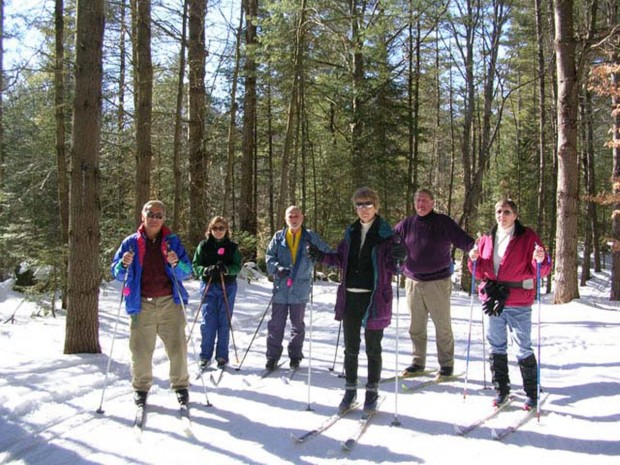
[306,269,314,411]
[187,275,212,343]
[481,307,488,389]
[328,321,342,372]
[220,272,240,365]
[167,252,212,407]
[391,261,402,427]
[536,259,542,421]
[236,292,274,371]
[96,249,132,414]
[462,259,477,400]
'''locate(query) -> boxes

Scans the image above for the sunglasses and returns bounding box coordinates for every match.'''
[146,211,164,219]
[211,226,226,232]
[496,209,513,215]
[355,202,374,209]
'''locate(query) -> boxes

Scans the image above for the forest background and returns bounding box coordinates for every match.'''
[0,0,618,353]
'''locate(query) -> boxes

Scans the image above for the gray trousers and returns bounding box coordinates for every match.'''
[405,277,454,369]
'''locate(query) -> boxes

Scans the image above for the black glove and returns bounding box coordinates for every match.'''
[216,261,227,274]
[481,280,509,316]
[306,243,324,262]
[205,265,220,279]
[277,266,290,278]
[391,241,407,262]
[482,298,506,317]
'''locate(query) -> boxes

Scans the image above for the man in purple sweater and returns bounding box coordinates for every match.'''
[394,189,474,377]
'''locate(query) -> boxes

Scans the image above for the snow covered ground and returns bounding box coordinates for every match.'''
[1,265,619,465]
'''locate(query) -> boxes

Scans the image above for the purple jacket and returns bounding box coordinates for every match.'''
[394,210,474,281]
[319,216,397,330]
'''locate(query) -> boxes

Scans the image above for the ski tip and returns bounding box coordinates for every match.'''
[491,428,500,440]
[342,439,355,451]
[453,424,464,435]
[290,432,304,443]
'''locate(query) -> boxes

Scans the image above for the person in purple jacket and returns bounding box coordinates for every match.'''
[394,189,474,378]
[307,187,406,414]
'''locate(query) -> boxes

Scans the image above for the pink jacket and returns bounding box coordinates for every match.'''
[468,221,551,307]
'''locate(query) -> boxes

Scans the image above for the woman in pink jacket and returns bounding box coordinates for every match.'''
[468,199,551,410]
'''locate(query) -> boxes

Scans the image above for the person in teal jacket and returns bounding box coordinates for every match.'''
[111,200,192,407]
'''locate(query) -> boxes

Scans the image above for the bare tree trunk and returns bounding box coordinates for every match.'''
[276,1,306,222]
[0,0,3,197]
[239,0,258,249]
[187,0,209,246]
[172,0,188,233]
[580,89,592,285]
[0,1,4,281]
[133,0,153,226]
[65,0,104,354]
[350,0,365,187]
[545,0,559,294]
[405,3,418,211]
[54,0,68,309]
[223,3,244,219]
[553,0,580,303]
[117,0,129,222]
[534,0,547,236]
[267,77,275,236]
[55,0,68,245]
[610,1,620,300]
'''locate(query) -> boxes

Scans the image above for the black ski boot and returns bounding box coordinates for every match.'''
[134,390,148,407]
[519,354,538,410]
[363,390,379,414]
[175,388,189,405]
[490,354,510,407]
[338,388,357,414]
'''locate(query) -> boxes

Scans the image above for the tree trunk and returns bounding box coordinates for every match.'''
[172,0,188,233]
[276,0,306,222]
[579,89,592,285]
[133,0,153,226]
[223,3,244,219]
[239,0,258,247]
[64,0,104,354]
[0,0,3,199]
[54,0,68,246]
[117,0,129,223]
[349,0,365,187]
[553,0,580,303]
[534,0,547,236]
[610,2,620,300]
[187,0,209,247]
[405,4,418,211]
[54,0,68,309]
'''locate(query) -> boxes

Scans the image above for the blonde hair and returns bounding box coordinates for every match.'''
[206,216,230,238]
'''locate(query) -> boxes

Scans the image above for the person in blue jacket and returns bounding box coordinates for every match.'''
[265,205,330,370]
[111,200,193,407]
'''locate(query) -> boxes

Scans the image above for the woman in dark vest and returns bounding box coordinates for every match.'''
[192,216,242,369]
